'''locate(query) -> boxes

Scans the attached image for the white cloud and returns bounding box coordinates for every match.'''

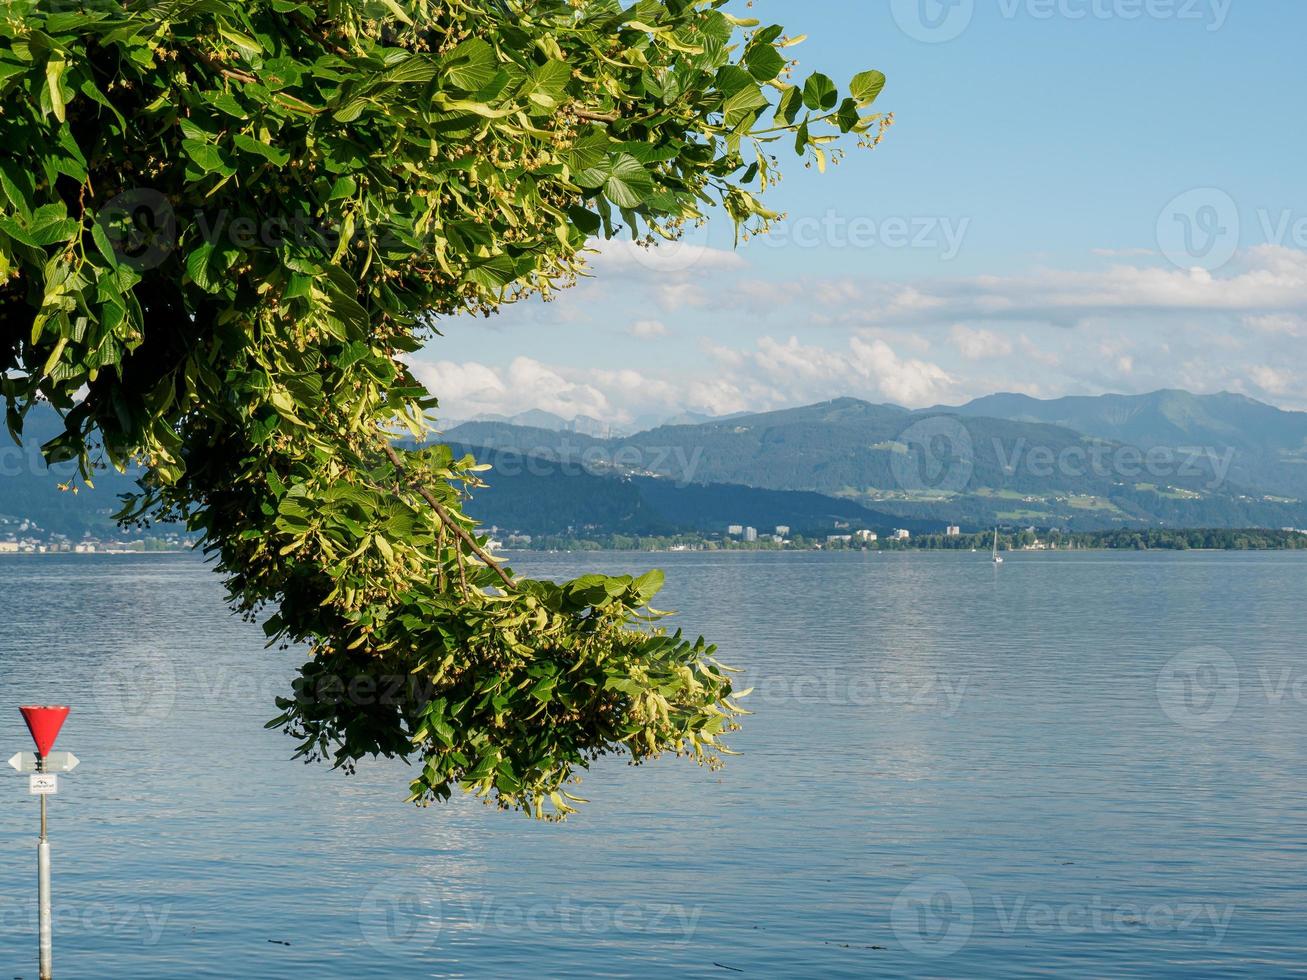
[588,238,746,278]
[412,244,1307,421]
[1243,313,1307,337]
[794,246,1307,329]
[1091,247,1156,258]
[1250,365,1293,396]
[408,356,614,422]
[951,325,1014,361]
[627,319,669,339]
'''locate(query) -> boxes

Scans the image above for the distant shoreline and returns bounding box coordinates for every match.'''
[502,545,1307,555]
[0,548,195,556]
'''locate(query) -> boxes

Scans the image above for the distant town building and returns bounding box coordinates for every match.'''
[854,529,878,543]
[892,529,911,541]
[775,525,791,538]
[744,527,758,543]
[827,534,853,544]
[0,541,18,553]
[946,526,961,537]
[727,524,744,536]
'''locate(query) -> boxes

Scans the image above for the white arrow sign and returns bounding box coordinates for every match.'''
[8,751,79,773]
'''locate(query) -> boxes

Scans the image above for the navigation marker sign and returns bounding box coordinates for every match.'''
[29,774,57,795]
[19,705,70,758]
[14,706,73,980]
[9,752,79,773]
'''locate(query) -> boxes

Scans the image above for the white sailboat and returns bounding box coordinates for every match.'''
[992,527,1004,564]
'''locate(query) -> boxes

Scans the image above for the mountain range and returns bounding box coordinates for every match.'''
[4,390,1306,540]
[442,390,1307,534]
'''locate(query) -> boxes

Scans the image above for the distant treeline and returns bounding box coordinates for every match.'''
[507,528,1307,553]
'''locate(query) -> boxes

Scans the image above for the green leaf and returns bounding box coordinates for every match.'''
[45,55,66,123]
[850,70,886,107]
[836,97,860,133]
[744,43,785,82]
[442,38,497,91]
[603,154,653,208]
[802,72,838,112]
[182,139,232,175]
[723,82,769,129]
[232,133,291,167]
[327,176,356,201]
[524,59,571,109]
[775,85,803,125]
[185,240,218,292]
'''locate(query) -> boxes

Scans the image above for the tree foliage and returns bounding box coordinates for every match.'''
[0,0,889,818]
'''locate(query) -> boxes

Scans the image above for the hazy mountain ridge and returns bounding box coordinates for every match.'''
[444,391,1307,531]
[6,391,1307,540]
[942,389,1307,497]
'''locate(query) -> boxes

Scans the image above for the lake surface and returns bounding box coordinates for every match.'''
[1,550,1305,978]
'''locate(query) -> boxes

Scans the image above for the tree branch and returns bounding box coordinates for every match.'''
[574,109,618,124]
[194,50,257,85]
[381,442,516,591]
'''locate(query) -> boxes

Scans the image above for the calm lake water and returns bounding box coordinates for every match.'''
[1,550,1305,978]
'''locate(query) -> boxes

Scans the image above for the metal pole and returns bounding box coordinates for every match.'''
[37,757,51,980]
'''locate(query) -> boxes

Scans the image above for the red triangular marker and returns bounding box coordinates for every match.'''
[20,706,70,758]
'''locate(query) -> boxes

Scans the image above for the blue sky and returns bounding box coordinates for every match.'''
[410,0,1307,427]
